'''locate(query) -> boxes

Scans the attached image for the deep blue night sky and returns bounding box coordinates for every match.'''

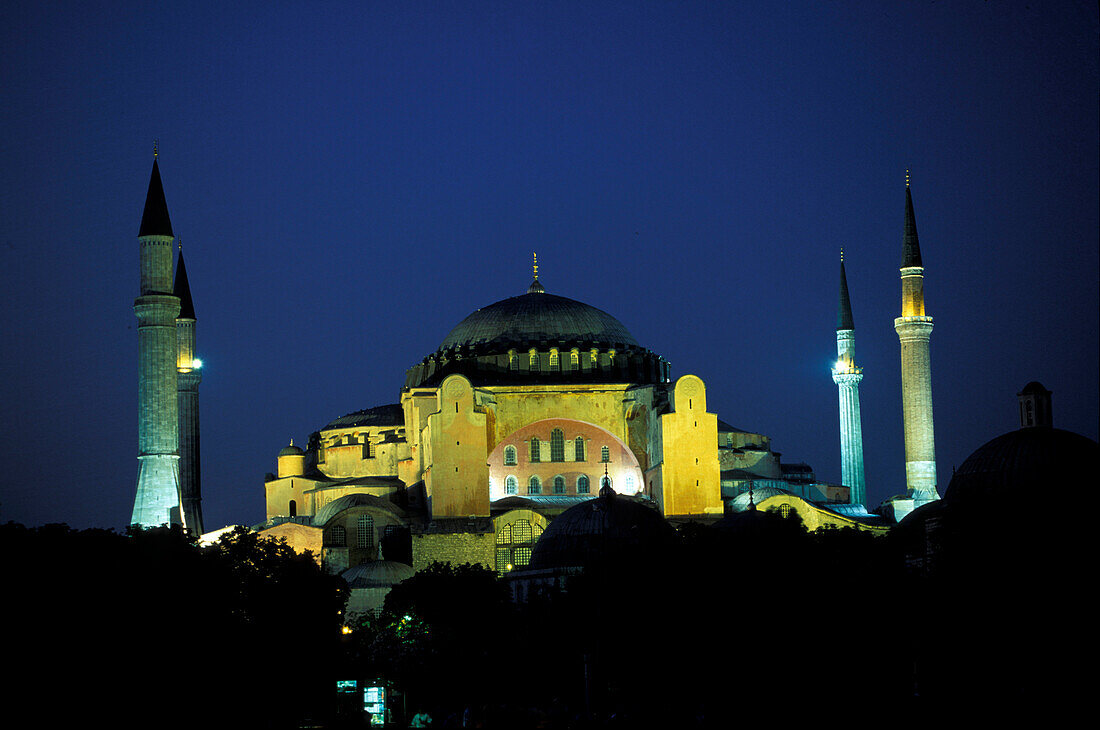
[2,1,1096,530]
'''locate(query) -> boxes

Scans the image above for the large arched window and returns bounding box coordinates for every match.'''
[550,429,565,462]
[504,445,517,466]
[549,349,560,371]
[528,476,541,495]
[574,437,585,461]
[508,350,518,371]
[530,437,541,462]
[570,349,580,371]
[505,475,518,495]
[326,525,346,547]
[357,515,375,550]
[553,475,566,494]
[529,349,540,372]
[577,475,590,494]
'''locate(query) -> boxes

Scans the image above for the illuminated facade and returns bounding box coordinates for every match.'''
[131,155,204,532]
[261,266,881,592]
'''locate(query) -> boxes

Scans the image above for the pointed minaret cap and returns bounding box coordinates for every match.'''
[527,251,545,294]
[837,252,854,331]
[902,172,922,268]
[174,243,196,319]
[139,153,174,238]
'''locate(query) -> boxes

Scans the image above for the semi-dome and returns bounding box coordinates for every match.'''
[438,288,639,352]
[341,560,415,589]
[528,488,675,570]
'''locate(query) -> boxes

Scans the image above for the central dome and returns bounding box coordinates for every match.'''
[438,282,639,351]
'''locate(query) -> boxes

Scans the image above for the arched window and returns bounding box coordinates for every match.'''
[530,437,541,462]
[289,499,297,517]
[504,445,517,466]
[554,475,566,494]
[528,476,541,495]
[529,349,540,372]
[508,350,518,371]
[505,475,518,495]
[577,475,590,494]
[625,474,635,492]
[570,349,580,371]
[601,445,610,463]
[514,519,533,543]
[590,349,599,366]
[574,437,585,461]
[550,429,565,462]
[326,525,346,547]
[549,349,560,371]
[357,515,375,550]
[779,503,793,518]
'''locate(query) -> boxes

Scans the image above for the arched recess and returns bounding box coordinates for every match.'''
[487,418,645,501]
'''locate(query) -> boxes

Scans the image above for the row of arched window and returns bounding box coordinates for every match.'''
[505,474,592,495]
[508,348,617,372]
[503,429,612,465]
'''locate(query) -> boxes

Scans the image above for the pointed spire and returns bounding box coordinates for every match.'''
[902,174,923,268]
[837,253,854,331]
[139,154,174,238]
[174,245,196,319]
[527,251,545,294]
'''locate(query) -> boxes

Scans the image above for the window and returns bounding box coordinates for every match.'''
[508,350,518,371]
[601,445,610,462]
[514,520,533,543]
[504,445,517,466]
[554,476,566,494]
[514,546,532,567]
[550,429,565,462]
[289,499,297,517]
[577,475,590,494]
[357,515,374,550]
[574,437,585,461]
[625,475,634,492]
[590,349,599,365]
[505,475,518,495]
[326,525,346,547]
[601,474,612,491]
[531,437,541,462]
[779,503,792,518]
[528,476,541,495]
[529,349,540,372]
[549,349,560,371]
[570,349,580,371]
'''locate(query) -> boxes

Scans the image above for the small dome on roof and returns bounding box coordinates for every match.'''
[314,493,403,526]
[279,440,304,457]
[529,489,675,570]
[728,485,789,512]
[341,560,415,589]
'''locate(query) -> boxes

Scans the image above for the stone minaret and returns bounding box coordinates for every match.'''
[131,152,182,527]
[175,243,204,534]
[832,253,866,507]
[893,176,939,503]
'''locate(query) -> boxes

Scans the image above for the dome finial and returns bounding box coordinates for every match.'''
[906,168,910,188]
[527,252,545,294]
[840,246,844,263]
[153,139,159,158]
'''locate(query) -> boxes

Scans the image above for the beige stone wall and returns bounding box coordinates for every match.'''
[653,375,722,516]
[412,531,495,571]
[264,475,323,520]
[316,425,406,479]
[258,522,323,564]
[426,375,490,517]
[755,494,889,534]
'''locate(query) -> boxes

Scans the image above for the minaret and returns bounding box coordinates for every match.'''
[893,174,939,503]
[131,149,183,527]
[175,241,204,534]
[831,251,866,507]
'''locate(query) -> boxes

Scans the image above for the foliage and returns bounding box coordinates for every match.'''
[1,521,347,729]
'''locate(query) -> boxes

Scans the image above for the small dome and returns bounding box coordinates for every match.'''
[313,493,404,526]
[529,490,675,570]
[944,426,1097,504]
[727,485,789,512]
[279,441,304,457]
[341,560,415,589]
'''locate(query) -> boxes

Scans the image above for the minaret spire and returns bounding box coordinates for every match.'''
[832,252,866,507]
[175,241,204,535]
[893,176,939,517]
[132,151,182,528]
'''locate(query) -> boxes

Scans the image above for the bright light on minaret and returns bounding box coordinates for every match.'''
[192,358,202,369]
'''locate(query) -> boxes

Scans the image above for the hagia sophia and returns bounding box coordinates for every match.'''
[129,154,1096,617]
